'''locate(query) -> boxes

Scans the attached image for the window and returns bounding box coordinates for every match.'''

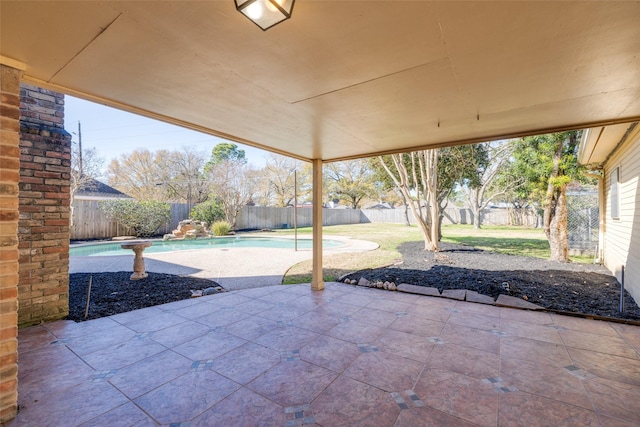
[610,167,619,220]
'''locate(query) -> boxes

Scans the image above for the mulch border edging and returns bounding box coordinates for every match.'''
[343,280,640,326]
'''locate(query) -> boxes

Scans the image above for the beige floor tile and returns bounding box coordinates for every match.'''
[499,392,601,426]
[9,284,640,427]
[415,368,499,426]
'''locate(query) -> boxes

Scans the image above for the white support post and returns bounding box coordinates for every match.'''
[311,159,324,291]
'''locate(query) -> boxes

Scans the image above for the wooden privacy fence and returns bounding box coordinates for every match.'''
[237,206,362,230]
[360,207,538,227]
[70,200,191,240]
[71,200,537,240]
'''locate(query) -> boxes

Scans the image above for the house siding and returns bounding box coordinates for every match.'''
[603,125,640,304]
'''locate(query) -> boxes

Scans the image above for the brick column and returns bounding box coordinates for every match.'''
[0,64,22,423]
[18,85,71,326]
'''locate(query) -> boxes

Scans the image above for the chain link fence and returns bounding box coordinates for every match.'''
[567,188,599,256]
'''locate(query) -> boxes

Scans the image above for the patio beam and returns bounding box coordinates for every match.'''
[311,158,324,291]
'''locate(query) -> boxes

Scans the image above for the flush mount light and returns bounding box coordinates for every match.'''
[235,0,295,31]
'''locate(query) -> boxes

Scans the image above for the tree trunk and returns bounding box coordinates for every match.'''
[403,203,410,227]
[416,216,437,251]
[468,188,482,229]
[546,187,569,262]
[378,152,439,251]
[543,136,570,262]
[472,205,481,229]
[400,193,411,226]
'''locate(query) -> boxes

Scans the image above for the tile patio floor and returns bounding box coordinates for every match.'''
[7,282,640,426]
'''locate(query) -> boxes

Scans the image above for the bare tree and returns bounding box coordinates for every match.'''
[157,147,209,207]
[70,145,104,225]
[379,150,439,251]
[207,160,257,229]
[70,145,103,201]
[325,159,376,209]
[107,147,208,205]
[203,143,257,228]
[260,154,305,207]
[463,141,515,229]
[108,148,165,200]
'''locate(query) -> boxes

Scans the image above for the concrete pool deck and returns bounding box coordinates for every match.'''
[70,235,379,291]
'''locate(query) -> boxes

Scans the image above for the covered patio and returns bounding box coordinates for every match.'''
[2,1,640,424]
[8,283,640,426]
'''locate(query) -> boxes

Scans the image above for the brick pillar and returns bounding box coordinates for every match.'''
[0,64,23,423]
[18,84,71,326]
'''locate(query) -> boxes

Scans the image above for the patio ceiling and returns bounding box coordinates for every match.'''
[2,1,639,162]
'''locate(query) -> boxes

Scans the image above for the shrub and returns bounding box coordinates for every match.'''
[99,199,171,237]
[211,221,231,236]
[190,198,225,227]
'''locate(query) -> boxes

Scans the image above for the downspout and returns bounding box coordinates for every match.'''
[584,169,604,264]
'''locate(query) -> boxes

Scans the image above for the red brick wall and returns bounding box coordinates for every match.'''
[18,84,71,326]
[0,64,22,424]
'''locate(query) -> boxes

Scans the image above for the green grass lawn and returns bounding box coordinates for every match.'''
[273,223,593,284]
[441,224,550,259]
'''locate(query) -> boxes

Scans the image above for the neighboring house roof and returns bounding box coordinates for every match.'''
[364,202,393,210]
[75,178,132,200]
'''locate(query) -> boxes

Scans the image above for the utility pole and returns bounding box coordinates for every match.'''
[294,169,298,251]
[77,121,83,175]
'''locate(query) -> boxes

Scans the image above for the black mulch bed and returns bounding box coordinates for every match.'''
[341,242,640,322]
[68,272,223,321]
[69,242,640,323]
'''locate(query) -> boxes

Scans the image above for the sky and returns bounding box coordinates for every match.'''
[63,96,270,176]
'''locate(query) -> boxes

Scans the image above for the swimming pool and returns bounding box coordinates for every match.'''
[70,236,343,257]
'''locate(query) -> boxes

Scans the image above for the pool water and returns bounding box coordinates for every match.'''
[70,236,342,257]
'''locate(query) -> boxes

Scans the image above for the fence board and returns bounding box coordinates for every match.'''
[70,200,191,240]
[360,207,538,227]
[72,200,539,240]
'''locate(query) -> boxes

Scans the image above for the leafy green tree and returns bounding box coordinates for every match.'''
[99,199,171,237]
[190,198,225,226]
[510,131,584,262]
[205,143,246,172]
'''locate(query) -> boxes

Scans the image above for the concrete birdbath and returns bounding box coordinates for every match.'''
[120,241,153,280]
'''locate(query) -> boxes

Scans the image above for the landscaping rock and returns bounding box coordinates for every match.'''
[358,277,370,287]
[496,294,543,310]
[165,219,212,240]
[466,290,496,305]
[442,289,466,301]
[397,284,440,296]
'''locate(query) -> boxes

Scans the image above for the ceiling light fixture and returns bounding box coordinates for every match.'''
[235,0,295,31]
